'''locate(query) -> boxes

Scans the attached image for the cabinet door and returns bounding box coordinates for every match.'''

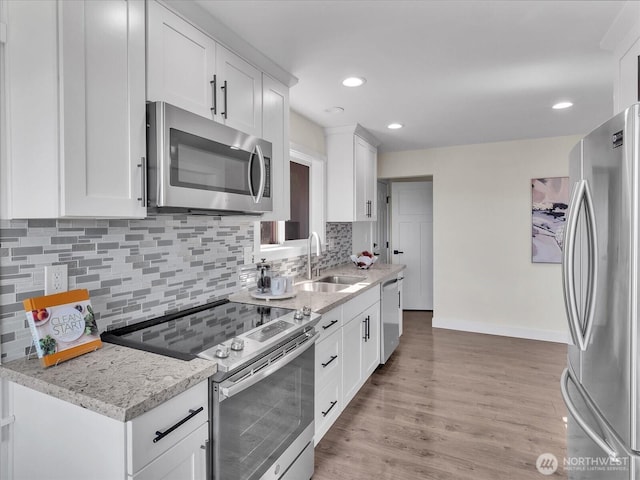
[315,376,342,445]
[354,136,369,221]
[362,302,380,378]
[61,0,146,217]
[366,143,378,221]
[131,423,208,480]
[261,74,290,221]
[354,136,377,222]
[147,0,216,118]
[342,315,364,406]
[216,45,262,137]
[618,37,640,112]
[315,329,342,388]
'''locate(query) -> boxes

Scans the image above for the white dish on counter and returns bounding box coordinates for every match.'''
[250,290,297,300]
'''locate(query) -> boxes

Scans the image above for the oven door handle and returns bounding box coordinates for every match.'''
[219,331,319,401]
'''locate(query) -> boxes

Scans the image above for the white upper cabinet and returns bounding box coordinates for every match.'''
[618,37,640,112]
[261,74,291,221]
[326,125,379,222]
[601,2,640,114]
[147,0,217,118]
[216,45,263,137]
[147,1,262,138]
[5,0,147,219]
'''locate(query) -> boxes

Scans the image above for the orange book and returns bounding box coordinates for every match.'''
[22,289,102,367]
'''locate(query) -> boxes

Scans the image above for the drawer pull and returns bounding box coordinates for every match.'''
[153,406,204,443]
[321,355,338,368]
[321,400,338,417]
[322,319,339,330]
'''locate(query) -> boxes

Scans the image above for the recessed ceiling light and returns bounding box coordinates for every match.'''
[342,76,366,87]
[387,123,403,130]
[552,101,573,110]
[324,106,345,114]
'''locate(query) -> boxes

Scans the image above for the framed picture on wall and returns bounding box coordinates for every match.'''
[531,177,569,264]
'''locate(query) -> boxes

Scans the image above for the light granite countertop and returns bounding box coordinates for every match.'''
[0,262,404,422]
[230,262,406,314]
[0,343,217,422]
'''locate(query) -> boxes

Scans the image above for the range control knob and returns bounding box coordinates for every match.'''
[230,338,245,351]
[215,345,230,358]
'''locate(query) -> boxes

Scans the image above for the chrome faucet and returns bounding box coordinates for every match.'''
[307,231,321,280]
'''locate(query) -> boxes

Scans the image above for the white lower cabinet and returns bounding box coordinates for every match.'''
[10,380,209,480]
[131,423,208,480]
[341,314,364,405]
[342,295,380,406]
[314,287,381,445]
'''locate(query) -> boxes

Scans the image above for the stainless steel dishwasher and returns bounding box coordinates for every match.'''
[381,275,403,363]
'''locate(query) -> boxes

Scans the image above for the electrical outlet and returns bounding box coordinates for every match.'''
[45,265,68,295]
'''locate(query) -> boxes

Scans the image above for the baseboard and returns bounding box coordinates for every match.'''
[431,317,568,344]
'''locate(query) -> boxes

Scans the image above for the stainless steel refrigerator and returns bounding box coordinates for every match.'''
[561,103,640,479]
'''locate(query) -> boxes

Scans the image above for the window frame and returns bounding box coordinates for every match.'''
[253,143,326,262]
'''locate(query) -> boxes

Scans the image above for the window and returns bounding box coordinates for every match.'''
[261,161,310,244]
[255,146,325,260]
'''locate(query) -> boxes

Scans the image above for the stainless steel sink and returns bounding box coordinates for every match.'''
[296,282,349,293]
[315,275,366,285]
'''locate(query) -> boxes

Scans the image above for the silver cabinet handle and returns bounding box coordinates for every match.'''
[137,157,147,207]
[221,80,228,119]
[210,75,217,114]
[560,368,618,459]
[562,179,598,351]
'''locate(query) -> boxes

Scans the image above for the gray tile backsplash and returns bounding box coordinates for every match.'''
[0,217,352,363]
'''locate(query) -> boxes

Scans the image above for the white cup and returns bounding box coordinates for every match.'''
[283,275,295,293]
[271,276,286,295]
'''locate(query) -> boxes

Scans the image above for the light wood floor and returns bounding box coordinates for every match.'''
[313,311,567,479]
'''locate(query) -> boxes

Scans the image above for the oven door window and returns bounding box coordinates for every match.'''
[169,128,270,198]
[215,346,314,480]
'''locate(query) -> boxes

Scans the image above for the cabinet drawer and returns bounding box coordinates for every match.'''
[316,306,342,343]
[314,375,342,445]
[343,287,379,321]
[315,330,342,389]
[127,381,209,474]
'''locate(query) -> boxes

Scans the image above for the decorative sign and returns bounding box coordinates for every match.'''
[23,289,101,367]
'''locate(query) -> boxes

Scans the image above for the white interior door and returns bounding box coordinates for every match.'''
[373,181,389,263]
[391,181,433,310]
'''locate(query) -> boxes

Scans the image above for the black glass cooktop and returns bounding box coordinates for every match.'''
[101,299,294,361]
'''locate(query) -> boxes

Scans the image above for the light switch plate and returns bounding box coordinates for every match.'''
[45,265,68,295]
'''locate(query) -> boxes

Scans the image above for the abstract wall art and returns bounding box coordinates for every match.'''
[531,177,569,263]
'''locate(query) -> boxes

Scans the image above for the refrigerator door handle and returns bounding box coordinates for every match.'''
[562,179,598,351]
[561,368,619,460]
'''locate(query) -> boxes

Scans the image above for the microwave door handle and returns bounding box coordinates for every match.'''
[247,148,256,200]
[255,144,266,203]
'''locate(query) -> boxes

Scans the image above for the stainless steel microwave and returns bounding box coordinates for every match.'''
[146,101,272,215]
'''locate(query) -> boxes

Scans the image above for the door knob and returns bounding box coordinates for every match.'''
[393,250,404,254]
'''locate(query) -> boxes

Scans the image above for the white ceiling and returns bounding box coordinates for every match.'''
[195,0,626,153]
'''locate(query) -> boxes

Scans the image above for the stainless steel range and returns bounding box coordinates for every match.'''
[101,299,320,480]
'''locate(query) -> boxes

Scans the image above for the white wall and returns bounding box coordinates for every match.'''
[379,134,583,342]
[290,110,326,156]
